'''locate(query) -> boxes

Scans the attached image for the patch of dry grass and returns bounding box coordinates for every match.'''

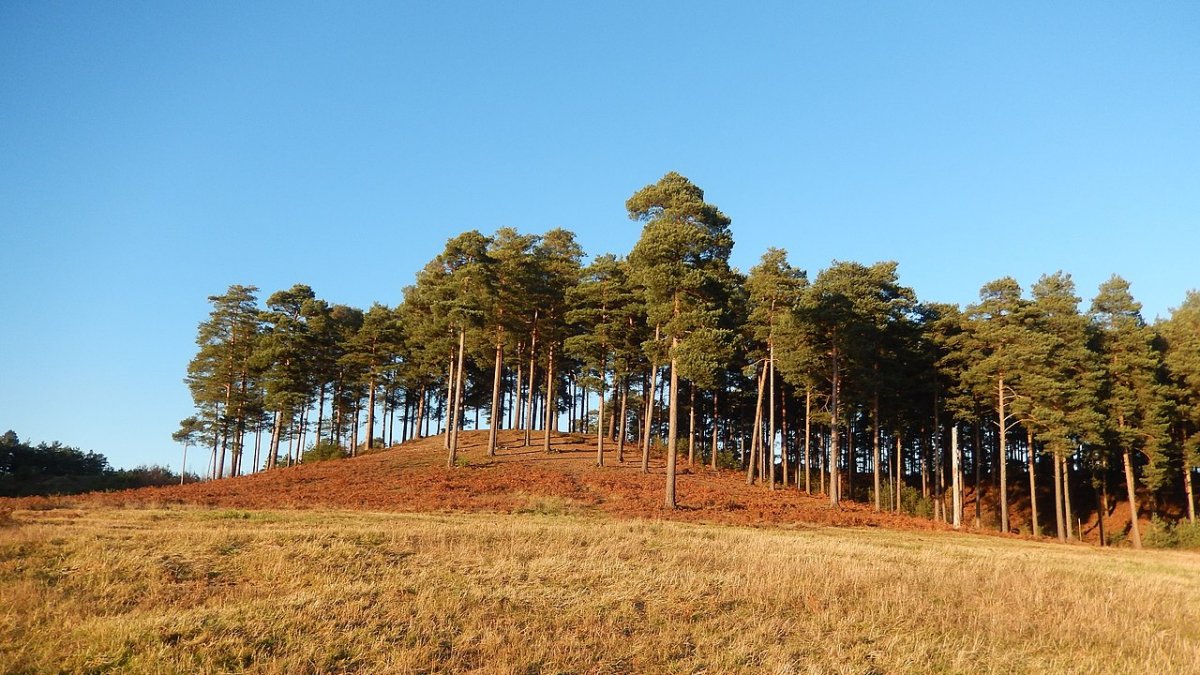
[2,507,1198,673]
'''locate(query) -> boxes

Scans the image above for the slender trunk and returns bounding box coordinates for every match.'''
[268,410,282,470]
[596,362,606,466]
[316,383,325,444]
[998,377,1009,533]
[1027,429,1037,537]
[524,328,538,446]
[688,383,695,467]
[974,421,983,528]
[180,443,189,485]
[447,329,466,467]
[768,343,776,490]
[1063,454,1075,540]
[951,425,962,529]
[253,426,261,473]
[642,327,660,473]
[366,377,377,451]
[1186,465,1197,523]
[444,350,455,449]
[830,345,841,507]
[1122,445,1142,549]
[781,387,790,487]
[666,341,679,509]
[705,389,715,468]
[415,385,427,440]
[1097,479,1108,547]
[872,391,881,511]
[488,340,503,456]
[513,343,525,431]
[804,387,812,494]
[608,384,618,442]
[542,342,556,453]
[895,434,902,513]
[618,380,628,463]
[1054,453,1066,542]
[746,362,766,485]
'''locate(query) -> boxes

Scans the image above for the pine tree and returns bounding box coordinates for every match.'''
[186,285,262,479]
[1090,276,1169,549]
[1162,290,1200,522]
[627,172,734,509]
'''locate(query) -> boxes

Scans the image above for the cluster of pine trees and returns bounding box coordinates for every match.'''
[181,172,1200,547]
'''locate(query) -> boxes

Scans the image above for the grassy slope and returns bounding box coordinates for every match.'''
[3,507,1200,674]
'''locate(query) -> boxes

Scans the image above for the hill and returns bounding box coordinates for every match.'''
[11,430,961,533]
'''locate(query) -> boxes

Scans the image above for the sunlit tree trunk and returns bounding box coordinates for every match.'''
[746,363,765,486]
[666,336,679,509]
[488,340,504,456]
[447,329,466,467]
[543,342,557,453]
[1027,429,1038,536]
[1054,453,1066,542]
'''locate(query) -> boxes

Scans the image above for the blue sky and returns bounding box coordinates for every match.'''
[2,2,1197,470]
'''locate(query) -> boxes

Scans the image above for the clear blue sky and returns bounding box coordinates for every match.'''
[2,2,1197,470]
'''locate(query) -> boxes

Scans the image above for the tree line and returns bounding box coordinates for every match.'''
[181,172,1200,547]
[1,430,184,497]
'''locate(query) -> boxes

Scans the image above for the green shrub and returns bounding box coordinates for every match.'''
[303,442,346,463]
[1143,517,1200,550]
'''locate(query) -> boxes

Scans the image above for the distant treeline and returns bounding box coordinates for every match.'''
[0,430,185,497]
[180,172,1200,548]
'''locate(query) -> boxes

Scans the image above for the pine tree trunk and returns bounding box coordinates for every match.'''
[804,387,812,494]
[488,340,503,456]
[447,329,466,468]
[1063,456,1075,541]
[1186,466,1197,523]
[951,425,962,529]
[596,364,605,467]
[974,421,983,528]
[315,383,325,445]
[746,362,766,485]
[415,385,427,440]
[711,390,719,471]
[268,410,282,470]
[618,380,628,463]
[768,343,776,490]
[366,377,377,451]
[666,344,679,510]
[642,348,658,474]
[524,324,538,446]
[688,384,695,467]
[1054,452,1066,542]
[998,378,1009,533]
[873,392,881,511]
[608,385,618,442]
[781,387,790,487]
[513,344,524,431]
[895,434,902,513]
[1122,444,1142,548]
[543,342,556,453]
[445,350,455,450]
[1027,429,1037,537]
[830,346,841,507]
[181,442,189,485]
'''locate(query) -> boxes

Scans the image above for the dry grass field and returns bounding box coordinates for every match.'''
[3,505,1199,674]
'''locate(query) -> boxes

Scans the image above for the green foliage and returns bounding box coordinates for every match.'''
[303,441,346,463]
[1143,516,1200,550]
[0,430,184,496]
